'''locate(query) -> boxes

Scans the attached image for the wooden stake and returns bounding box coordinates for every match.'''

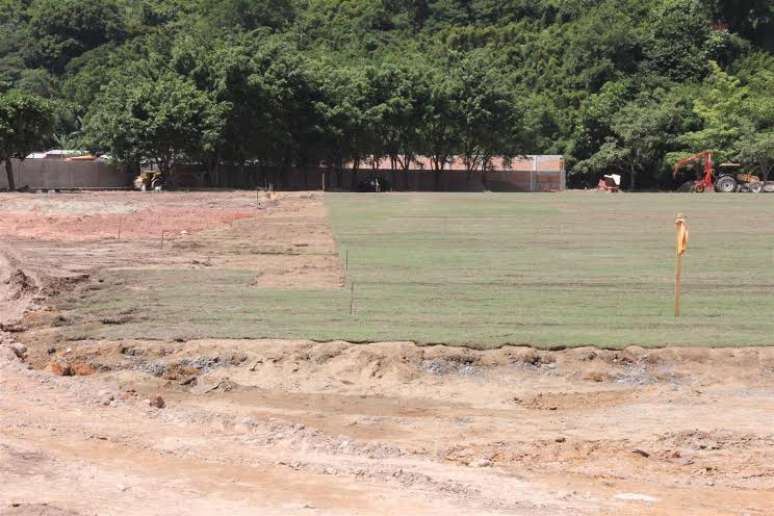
[117,216,122,240]
[350,282,355,316]
[345,249,349,271]
[160,231,166,250]
[674,253,683,318]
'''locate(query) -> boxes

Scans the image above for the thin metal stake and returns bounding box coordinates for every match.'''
[350,282,355,316]
[345,249,349,271]
[160,231,165,249]
[117,216,122,240]
[674,254,683,318]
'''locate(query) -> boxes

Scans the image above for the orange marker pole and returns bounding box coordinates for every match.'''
[674,214,688,318]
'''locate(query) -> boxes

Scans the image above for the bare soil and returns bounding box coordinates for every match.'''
[0,191,343,290]
[2,192,773,515]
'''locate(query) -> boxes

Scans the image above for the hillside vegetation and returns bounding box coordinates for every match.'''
[1,0,773,189]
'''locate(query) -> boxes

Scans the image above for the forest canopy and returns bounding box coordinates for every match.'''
[0,0,772,189]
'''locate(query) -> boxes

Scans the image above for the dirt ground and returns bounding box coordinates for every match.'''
[2,191,774,515]
[0,191,342,290]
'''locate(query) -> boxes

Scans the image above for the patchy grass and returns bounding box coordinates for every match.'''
[65,192,774,348]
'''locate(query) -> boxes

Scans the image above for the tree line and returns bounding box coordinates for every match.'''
[1,0,773,190]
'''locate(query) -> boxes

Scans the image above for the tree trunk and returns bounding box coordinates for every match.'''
[630,150,640,192]
[335,158,343,189]
[4,159,15,191]
[400,155,412,191]
[258,163,266,189]
[158,155,172,179]
[431,157,444,192]
[280,153,292,189]
[350,158,360,191]
[280,164,288,189]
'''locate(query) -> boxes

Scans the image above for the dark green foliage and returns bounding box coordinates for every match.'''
[198,0,295,31]
[704,0,774,50]
[0,91,55,189]
[26,0,127,72]
[0,0,771,190]
[644,0,713,81]
[84,71,226,174]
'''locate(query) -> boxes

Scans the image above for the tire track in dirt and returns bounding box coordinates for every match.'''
[6,334,774,514]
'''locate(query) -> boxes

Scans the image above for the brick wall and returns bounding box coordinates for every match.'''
[178,155,566,192]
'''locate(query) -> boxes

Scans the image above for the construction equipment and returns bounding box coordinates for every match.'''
[357,177,391,192]
[672,151,715,192]
[673,151,765,193]
[597,174,621,192]
[133,171,165,192]
[716,164,765,193]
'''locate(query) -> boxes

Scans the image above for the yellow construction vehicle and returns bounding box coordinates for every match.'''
[133,171,165,191]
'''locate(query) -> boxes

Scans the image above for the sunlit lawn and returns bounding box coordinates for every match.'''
[71,192,774,348]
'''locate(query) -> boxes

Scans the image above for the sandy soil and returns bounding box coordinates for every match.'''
[2,191,774,515]
[0,191,343,289]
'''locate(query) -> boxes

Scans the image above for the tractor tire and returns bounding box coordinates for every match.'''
[750,181,763,193]
[715,176,737,193]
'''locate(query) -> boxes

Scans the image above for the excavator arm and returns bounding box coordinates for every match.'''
[673,151,714,190]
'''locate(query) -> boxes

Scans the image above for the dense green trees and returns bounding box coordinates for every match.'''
[450,55,523,186]
[0,91,55,190]
[0,0,772,190]
[84,72,226,175]
[26,0,127,73]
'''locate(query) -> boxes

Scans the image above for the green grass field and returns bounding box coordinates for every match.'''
[70,192,774,348]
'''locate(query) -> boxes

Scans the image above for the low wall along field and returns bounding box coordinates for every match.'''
[2,155,564,192]
[168,155,566,192]
[1,159,132,190]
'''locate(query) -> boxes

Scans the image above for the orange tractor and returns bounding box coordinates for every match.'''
[673,151,768,193]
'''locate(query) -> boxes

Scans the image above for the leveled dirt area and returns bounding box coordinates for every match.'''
[1,191,773,515]
[0,191,343,292]
[3,339,774,515]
